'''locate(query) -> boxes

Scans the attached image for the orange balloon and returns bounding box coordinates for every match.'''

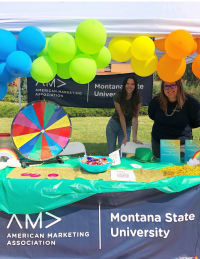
[192,54,200,78]
[189,39,197,55]
[157,53,186,82]
[165,30,194,59]
[154,38,166,52]
[195,38,200,54]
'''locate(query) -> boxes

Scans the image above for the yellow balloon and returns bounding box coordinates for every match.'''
[108,37,132,62]
[131,36,137,41]
[131,36,155,60]
[131,54,158,77]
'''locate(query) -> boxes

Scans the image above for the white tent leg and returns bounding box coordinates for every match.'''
[18,77,21,110]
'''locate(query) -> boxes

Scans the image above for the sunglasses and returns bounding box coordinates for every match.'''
[164,84,177,90]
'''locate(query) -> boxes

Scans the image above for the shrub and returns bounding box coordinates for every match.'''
[139,106,148,115]
[0,102,24,118]
[63,107,115,117]
[0,102,149,118]
[3,95,18,103]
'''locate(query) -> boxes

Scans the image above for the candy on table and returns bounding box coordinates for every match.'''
[21,173,41,177]
[48,173,59,178]
[21,172,31,176]
[160,164,200,177]
[30,173,41,177]
[80,156,111,165]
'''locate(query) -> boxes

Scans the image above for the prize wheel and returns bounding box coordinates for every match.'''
[11,101,72,161]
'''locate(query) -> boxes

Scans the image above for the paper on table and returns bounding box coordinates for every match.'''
[110,169,136,181]
[109,149,121,166]
[130,164,142,169]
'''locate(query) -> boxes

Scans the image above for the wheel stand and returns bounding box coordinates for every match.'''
[21,156,64,168]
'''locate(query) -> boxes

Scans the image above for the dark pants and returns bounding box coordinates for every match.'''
[151,137,185,158]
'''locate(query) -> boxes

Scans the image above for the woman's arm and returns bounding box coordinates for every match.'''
[132,103,143,144]
[148,97,157,121]
[114,101,128,145]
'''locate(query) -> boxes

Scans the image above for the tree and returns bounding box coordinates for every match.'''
[20,77,27,102]
[153,71,161,81]
[3,80,19,102]
[182,63,200,87]
[15,77,28,102]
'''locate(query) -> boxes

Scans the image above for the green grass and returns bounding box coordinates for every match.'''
[2,116,200,156]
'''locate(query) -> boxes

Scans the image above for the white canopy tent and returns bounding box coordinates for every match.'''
[1,1,200,38]
[0,0,199,64]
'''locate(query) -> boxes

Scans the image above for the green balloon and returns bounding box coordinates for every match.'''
[75,39,83,56]
[57,63,71,79]
[30,56,57,83]
[37,37,51,57]
[48,32,76,63]
[75,19,107,54]
[69,54,97,84]
[92,46,111,68]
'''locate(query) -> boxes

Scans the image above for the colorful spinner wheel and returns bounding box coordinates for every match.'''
[11,101,72,161]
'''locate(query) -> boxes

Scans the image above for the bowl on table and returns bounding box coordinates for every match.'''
[79,156,113,173]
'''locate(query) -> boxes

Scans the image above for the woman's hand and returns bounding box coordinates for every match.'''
[121,136,128,145]
[132,139,143,144]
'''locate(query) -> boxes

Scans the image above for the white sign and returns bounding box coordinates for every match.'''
[109,150,121,166]
[110,170,136,181]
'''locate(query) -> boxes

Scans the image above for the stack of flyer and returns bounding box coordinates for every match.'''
[110,169,136,181]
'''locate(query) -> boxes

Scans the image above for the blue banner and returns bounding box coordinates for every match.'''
[0,186,200,258]
[27,73,153,108]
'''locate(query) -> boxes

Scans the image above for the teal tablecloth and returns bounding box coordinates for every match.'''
[0,156,199,215]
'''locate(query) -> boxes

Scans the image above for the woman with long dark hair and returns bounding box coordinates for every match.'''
[106,74,142,155]
[148,79,200,158]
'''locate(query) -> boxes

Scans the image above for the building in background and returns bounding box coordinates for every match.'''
[97,64,133,75]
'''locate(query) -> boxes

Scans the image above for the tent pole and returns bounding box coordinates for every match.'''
[18,77,21,110]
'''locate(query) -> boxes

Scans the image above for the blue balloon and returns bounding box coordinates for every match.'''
[25,72,31,78]
[24,55,37,78]
[30,55,38,62]
[6,51,32,77]
[0,29,17,60]
[0,62,16,83]
[17,26,46,56]
[24,56,37,77]
[0,81,7,100]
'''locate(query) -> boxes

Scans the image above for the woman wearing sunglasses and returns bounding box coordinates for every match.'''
[148,79,200,158]
[106,74,142,156]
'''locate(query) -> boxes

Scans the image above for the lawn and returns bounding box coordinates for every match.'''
[1,116,200,156]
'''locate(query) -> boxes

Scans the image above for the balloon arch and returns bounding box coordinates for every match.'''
[0,19,199,100]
